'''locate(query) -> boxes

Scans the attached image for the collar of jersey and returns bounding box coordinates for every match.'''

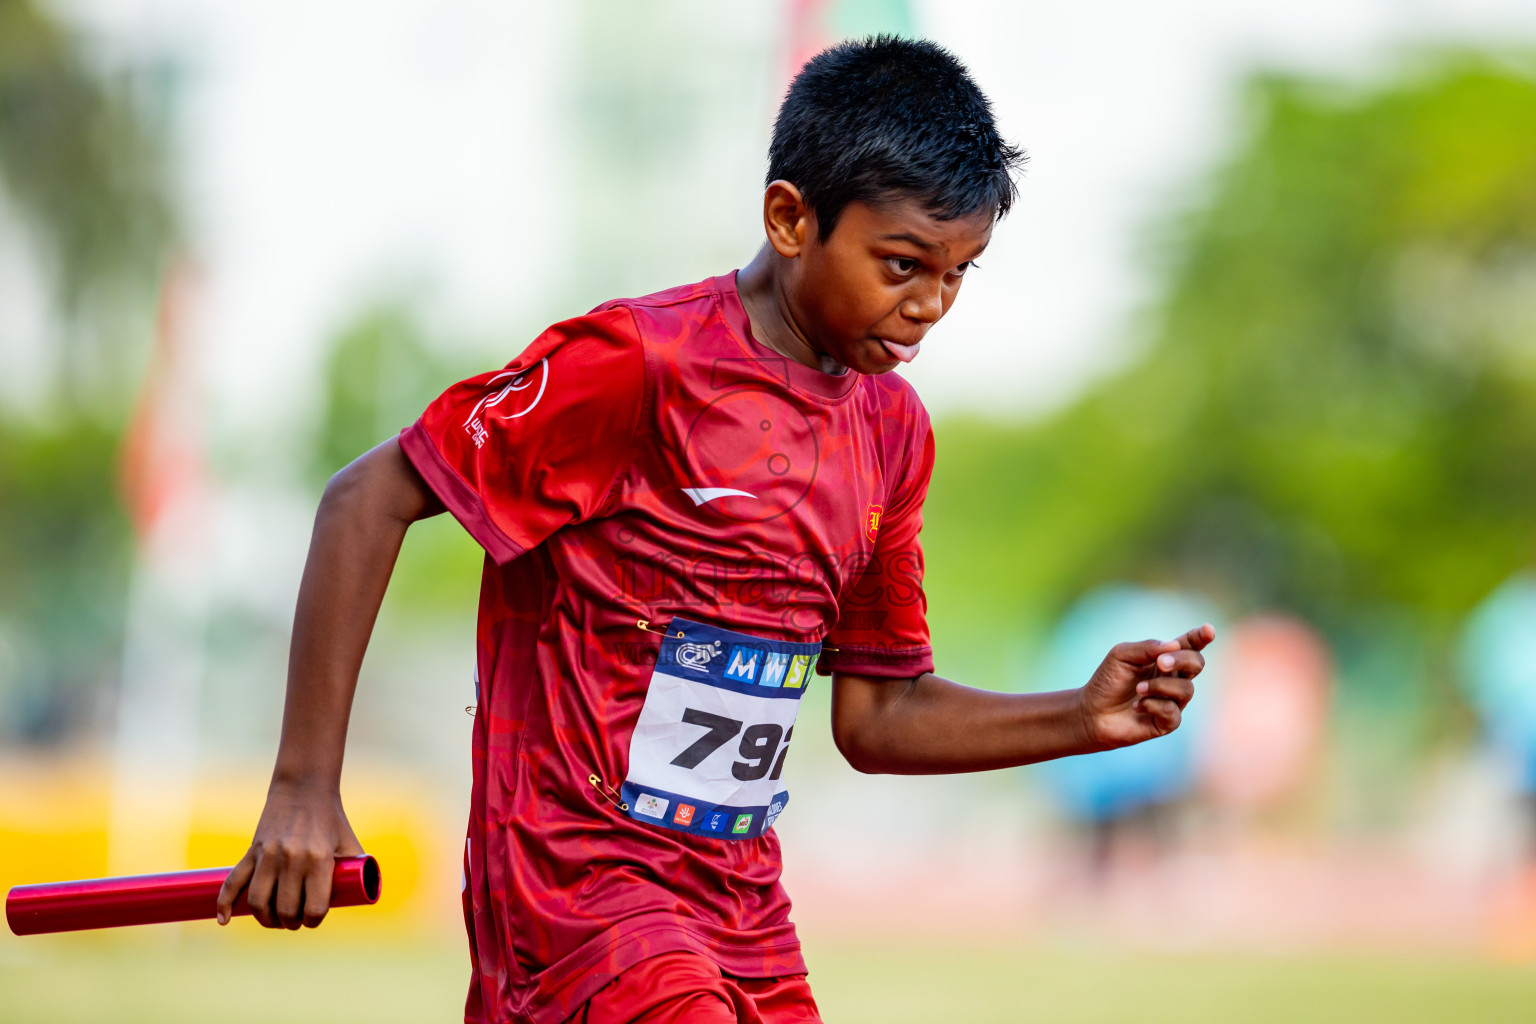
[715,272,864,404]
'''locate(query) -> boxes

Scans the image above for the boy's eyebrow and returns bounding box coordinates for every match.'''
[878,232,990,262]
[878,231,937,251]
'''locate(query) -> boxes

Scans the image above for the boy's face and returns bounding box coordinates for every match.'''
[785,195,993,376]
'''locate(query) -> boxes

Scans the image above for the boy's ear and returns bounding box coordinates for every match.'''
[763,180,816,259]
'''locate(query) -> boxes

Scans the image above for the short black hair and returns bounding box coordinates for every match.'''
[768,36,1024,239]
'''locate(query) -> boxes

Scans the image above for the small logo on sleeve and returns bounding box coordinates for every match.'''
[865,504,884,542]
[462,358,551,447]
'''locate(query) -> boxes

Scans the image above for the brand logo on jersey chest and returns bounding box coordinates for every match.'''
[681,380,820,524]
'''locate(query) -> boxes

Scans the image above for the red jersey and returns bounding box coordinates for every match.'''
[400,273,934,1024]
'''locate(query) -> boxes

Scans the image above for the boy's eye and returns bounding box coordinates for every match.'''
[886,257,920,275]
[952,261,973,276]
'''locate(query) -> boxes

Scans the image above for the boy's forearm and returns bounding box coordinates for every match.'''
[218,438,441,929]
[830,671,1100,775]
[271,438,442,791]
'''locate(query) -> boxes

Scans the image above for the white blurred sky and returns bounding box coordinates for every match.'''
[47,0,1536,429]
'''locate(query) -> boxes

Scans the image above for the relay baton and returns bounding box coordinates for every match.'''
[5,854,381,935]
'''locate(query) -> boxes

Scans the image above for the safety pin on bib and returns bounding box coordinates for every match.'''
[588,774,629,812]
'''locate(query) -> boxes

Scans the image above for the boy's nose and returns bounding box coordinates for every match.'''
[901,282,944,325]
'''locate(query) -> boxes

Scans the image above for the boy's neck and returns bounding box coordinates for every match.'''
[736,246,848,377]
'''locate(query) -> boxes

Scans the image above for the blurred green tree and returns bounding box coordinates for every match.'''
[311,304,485,621]
[311,305,458,489]
[923,56,1536,740]
[0,0,174,401]
[0,0,175,740]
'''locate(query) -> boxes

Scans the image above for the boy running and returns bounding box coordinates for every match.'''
[217,36,1212,1024]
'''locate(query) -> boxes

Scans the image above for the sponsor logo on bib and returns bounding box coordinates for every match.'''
[676,640,723,672]
[764,799,785,828]
[720,648,809,688]
[757,652,789,687]
[732,814,753,834]
[634,793,669,819]
[673,803,696,826]
[723,645,765,683]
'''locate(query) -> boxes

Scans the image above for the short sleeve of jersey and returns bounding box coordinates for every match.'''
[819,412,936,680]
[399,307,644,564]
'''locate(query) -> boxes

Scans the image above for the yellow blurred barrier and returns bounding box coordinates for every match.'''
[0,754,462,941]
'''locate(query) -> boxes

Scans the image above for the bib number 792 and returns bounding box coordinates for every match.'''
[669,708,792,781]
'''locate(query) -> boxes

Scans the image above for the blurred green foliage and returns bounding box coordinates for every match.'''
[0,0,172,739]
[311,304,487,621]
[0,419,131,739]
[311,306,465,488]
[923,56,1536,721]
[0,0,174,404]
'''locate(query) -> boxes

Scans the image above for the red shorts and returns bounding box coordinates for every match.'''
[567,951,822,1024]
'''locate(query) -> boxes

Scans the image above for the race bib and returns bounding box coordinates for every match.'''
[621,618,820,841]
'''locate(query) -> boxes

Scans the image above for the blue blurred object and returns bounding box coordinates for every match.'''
[1459,573,1536,794]
[1029,585,1219,823]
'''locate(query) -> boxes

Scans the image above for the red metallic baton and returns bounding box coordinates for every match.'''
[5,855,381,935]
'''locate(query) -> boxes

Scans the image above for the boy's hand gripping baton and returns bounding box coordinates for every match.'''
[5,855,381,935]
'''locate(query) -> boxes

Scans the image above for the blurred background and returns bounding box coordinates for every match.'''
[4,0,1536,1020]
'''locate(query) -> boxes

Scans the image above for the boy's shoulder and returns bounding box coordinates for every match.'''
[591,275,725,316]
[508,277,728,375]
[586,274,737,351]
[582,273,930,428]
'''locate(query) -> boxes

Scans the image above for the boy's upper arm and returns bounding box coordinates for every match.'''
[818,404,936,680]
[398,306,646,563]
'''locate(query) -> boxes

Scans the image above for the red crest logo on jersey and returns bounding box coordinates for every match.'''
[865,504,884,542]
